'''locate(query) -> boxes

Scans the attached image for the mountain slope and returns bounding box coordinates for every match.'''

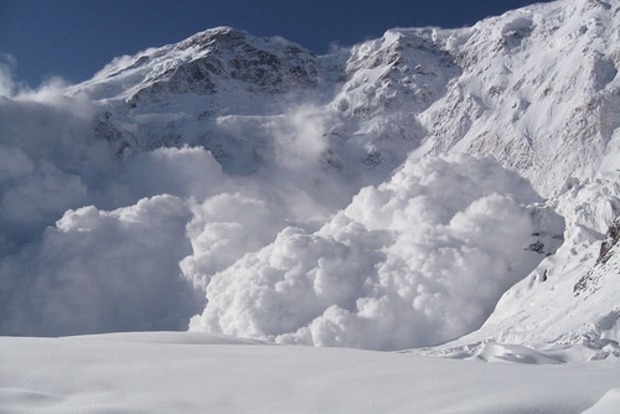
[423,176,620,362]
[413,0,620,196]
[80,0,620,196]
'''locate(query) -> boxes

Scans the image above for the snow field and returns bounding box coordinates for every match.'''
[1,332,619,414]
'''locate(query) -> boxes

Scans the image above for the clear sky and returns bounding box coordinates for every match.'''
[1,0,553,88]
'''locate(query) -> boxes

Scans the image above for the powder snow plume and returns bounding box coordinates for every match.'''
[190,155,562,350]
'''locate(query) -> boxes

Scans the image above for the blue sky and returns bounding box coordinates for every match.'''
[1,0,552,88]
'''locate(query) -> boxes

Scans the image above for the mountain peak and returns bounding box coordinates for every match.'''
[178,26,249,51]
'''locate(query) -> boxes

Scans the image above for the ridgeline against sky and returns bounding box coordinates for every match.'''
[1,0,553,87]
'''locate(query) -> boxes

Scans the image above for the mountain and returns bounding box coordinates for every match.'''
[78,0,620,196]
[0,0,618,361]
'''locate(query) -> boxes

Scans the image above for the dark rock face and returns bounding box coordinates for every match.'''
[129,27,319,103]
[574,217,620,296]
[166,58,221,94]
[598,217,620,265]
[95,27,322,159]
[526,240,545,254]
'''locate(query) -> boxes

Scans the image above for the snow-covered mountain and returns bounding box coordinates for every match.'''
[0,0,619,362]
[77,0,620,196]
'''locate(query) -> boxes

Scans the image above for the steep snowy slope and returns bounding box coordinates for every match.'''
[0,0,618,360]
[414,0,620,196]
[423,175,620,362]
[78,0,620,195]
[80,26,460,186]
[79,27,322,175]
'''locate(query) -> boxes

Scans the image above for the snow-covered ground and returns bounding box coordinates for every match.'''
[1,331,619,414]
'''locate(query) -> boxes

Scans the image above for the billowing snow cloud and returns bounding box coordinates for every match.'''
[0,94,216,335]
[0,54,17,98]
[0,195,199,336]
[190,155,564,350]
[0,71,564,347]
[0,93,100,258]
[180,192,284,291]
[0,89,346,337]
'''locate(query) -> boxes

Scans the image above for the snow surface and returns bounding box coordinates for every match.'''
[1,331,619,414]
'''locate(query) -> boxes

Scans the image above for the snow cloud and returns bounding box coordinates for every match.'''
[0,93,214,335]
[0,72,563,347]
[0,195,199,336]
[0,93,99,257]
[0,86,345,337]
[190,155,563,350]
[271,104,330,169]
[180,192,284,291]
[0,54,17,98]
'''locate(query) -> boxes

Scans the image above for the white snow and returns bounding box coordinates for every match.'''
[582,388,620,414]
[426,174,620,362]
[1,332,619,414]
[191,155,563,350]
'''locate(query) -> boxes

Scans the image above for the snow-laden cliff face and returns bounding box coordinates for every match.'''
[1,0,619,358]
[76,26,319,102]
[422,175,620,362]
[85,26,462,184]
[417,0,620,196]
[81,0,620,197]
